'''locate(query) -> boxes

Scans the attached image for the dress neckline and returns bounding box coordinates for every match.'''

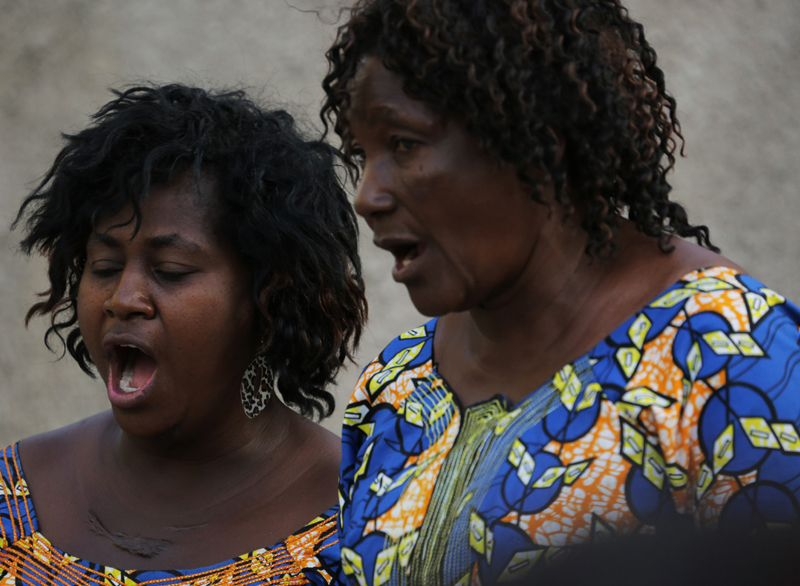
[427,265,741,415]
[8,441,335,576]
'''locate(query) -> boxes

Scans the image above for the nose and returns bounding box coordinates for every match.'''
[103,265,156,320]
[353,160,397,221]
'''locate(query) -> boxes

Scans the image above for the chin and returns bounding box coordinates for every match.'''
[406,285,469,318]
[111,406,183,442]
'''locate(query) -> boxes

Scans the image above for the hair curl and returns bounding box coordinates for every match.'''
[15,83,367,420]
[321,0,717,255]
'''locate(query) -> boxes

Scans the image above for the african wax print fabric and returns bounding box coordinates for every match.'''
[0,443,343,586]
[338,267,800,586]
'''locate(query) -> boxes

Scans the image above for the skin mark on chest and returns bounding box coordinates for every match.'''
[86,510,171,559]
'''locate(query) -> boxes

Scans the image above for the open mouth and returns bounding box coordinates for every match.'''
[389,243,422,270]
[110,344,158,394]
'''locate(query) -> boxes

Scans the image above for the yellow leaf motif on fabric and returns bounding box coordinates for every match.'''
[367,342,426,395]
[617,402,642,423]
[11,478,28,497]
[686,342,703,382]
[729,333,765,356]
[621,387,673,408]
[368,367,406,396]
[104,568,139,586]
[622,421,645,465]
[401,400,424,427]
[696,462,715,500]
[760,288,786,306]
[357,423,375,437]
[745,292,770,326]
[590,513,616,541]
[628,313,652,349]
[772,423,800,453]
[352,442,374,488]
[374,544,397,586]
[400,326,427,339]
[398,531,419,569]
[386,343,425,369]
[666,465,688,489]
[739,417,780,449]
[576,383,602,412]
[702,331,740,355]
[685,277,734,292]
[643,444,666,490]
[713,423,735,473]
[563,460,590,485]
[508,439,527,467]
[553,365,583,411]
[650,288,695,308]
[343,404,370,427]
[247,548,275,577]
[498,549,544,582]
[532,466,566,488]
[341,547,367,586]
[516,451,536,486]
[616,347,642,379]
[371,472,393,496]
[469,510,487,555]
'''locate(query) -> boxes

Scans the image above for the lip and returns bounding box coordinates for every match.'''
[102,333,158,409]
[374,236,427,282]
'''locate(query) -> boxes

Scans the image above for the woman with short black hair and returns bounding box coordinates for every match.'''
[3,83,366,585]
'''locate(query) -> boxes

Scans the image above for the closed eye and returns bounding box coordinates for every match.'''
[154,264,196,283]
[89,261,122,277]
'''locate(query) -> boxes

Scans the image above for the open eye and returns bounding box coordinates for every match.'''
[349,144,366,167]
[394,138,419,154]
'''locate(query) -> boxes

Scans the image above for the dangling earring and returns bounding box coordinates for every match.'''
[240,354,277,418]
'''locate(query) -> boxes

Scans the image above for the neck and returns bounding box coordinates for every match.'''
[469,208,598,347]
[103,399,295,495]
[437,210,623,406]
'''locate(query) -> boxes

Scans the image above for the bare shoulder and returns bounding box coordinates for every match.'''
[18,411,112,480]
[290,414,342,479]
[614,222,745,295]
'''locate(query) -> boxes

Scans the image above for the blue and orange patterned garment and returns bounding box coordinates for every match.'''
[338,267,800,586]
[0,443,342,586]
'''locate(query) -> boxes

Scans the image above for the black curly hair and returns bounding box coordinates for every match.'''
[15,83,367,420]
[321,0,717,256]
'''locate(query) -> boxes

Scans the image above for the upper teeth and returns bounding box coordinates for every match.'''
[121,344,137,348]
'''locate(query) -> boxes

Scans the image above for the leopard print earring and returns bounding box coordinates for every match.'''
[240,354,277,418]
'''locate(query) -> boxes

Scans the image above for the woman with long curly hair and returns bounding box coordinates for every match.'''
[3,83,366,585]
[321,0,800,584]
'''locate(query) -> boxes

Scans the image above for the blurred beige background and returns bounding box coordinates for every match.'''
[0,0,798,445]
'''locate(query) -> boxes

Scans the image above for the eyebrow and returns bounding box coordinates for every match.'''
[88,231,203,253]
[362,105,439,130]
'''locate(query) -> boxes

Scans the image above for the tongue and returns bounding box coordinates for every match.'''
[120,350,157,391]
[131,352,157,388]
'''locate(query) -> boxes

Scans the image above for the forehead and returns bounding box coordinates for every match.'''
[93,177,220,242]
[348,57,441,128]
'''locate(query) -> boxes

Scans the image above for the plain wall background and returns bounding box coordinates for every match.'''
[0,0,798,445]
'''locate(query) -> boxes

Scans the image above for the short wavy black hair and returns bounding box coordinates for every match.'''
[321,0,717,255]
[15,83,367,420]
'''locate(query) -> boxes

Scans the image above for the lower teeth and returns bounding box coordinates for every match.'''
[119,362,139,393]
